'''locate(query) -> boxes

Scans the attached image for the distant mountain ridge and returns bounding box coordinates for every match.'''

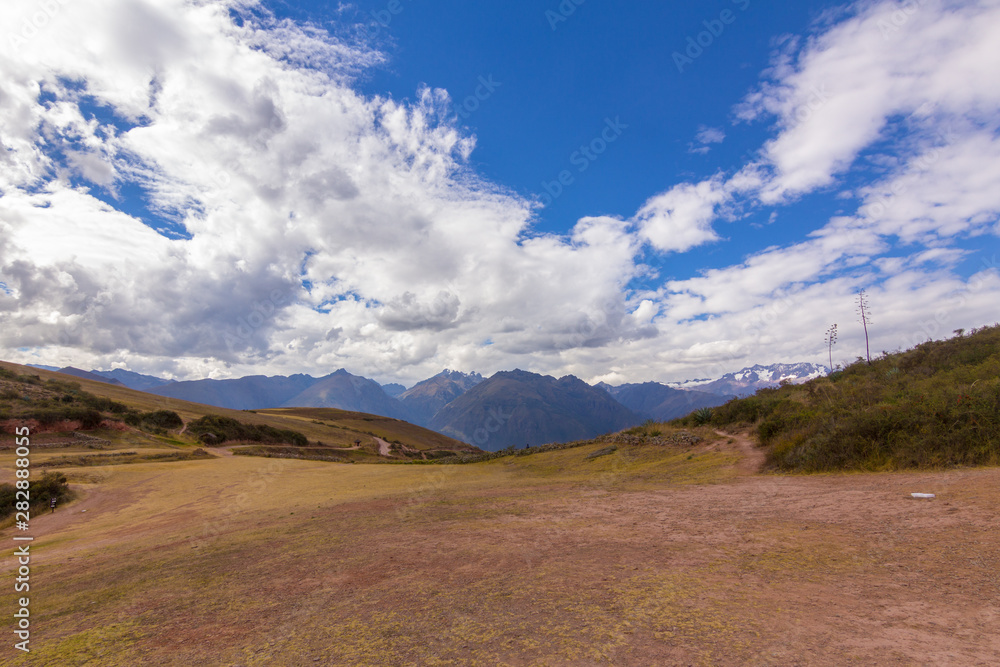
[41,360,828,447]
[57,367,127,386]
[280,369,412,421]
[669,363,830,397]
[430,369,641,451]
[149,373,320,410]
[596,381,731,421]
[381,383,407,398]
[399,370,484,426]
[91,369,174,391]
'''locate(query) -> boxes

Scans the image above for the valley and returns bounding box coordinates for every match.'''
[2,329,998,664]
[39,363,824,453]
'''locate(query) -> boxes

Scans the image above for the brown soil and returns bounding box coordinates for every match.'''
[375,437,392,457]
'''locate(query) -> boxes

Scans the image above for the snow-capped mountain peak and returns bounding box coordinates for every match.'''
[668,362,829,397]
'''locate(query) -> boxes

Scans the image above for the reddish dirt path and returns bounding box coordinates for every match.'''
[717,428,766,474]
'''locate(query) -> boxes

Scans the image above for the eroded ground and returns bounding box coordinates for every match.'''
[1,432,998,666]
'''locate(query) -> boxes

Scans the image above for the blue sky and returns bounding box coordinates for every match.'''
[1,0,998,385]
[320,0,833,282]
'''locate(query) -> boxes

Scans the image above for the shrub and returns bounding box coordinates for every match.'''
[124,410,183,431]
[0,472,73,518]
[26,407,104,429]
[80,396,130,414]
[677,324,1000,472]
[692,407,713,426]
[186,415,308,447]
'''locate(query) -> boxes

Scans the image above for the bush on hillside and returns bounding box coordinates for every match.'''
[124,410,183,431]
[0,472,73,518]
[186,415,308,447]
[24,407,105,429]
[672,324,1000,472]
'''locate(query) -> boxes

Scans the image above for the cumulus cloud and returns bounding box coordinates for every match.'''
[737,0,1000,203]
[634,177,728,253]
[0,0,998,386]
[0,0,652,382]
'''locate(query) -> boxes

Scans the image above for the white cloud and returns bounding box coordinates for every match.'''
[634,177,728,253]
[857,129,1000,243]
[0,0,998,388]
[696,126,726,145]
[689,125,726,154]
[737,0,1000,203]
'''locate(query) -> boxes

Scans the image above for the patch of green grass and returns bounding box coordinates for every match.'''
[36,449,214,468]
[9,621,145,666]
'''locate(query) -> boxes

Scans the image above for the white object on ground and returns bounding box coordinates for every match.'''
[911,493,936,499]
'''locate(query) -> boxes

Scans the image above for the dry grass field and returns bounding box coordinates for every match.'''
[2,427,998,666]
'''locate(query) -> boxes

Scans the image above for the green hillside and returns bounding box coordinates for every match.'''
[675,324,1000,472]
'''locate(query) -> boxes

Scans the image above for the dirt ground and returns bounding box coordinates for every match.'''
[2,432,998,666]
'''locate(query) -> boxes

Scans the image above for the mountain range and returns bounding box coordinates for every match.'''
[40,362,827,451]
[430,370,641,450]
[276,369,412,420]
[667,363,829,397]
[596,382,731,421]
[149,373,320,411]
[399,370,485,426]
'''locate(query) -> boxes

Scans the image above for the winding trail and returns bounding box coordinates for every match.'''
[715,429,766,475]
[374,437,392,457]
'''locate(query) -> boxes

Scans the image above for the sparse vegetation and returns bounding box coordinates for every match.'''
[675,324,1000,472]
[825,323,838,370]
[186,415,309,447]
[231,445,349,462]
[857,289,873,364]
[124,410,184,432]
[36,450,213,467]
[0,368,162,432]
[0,471,73,518]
